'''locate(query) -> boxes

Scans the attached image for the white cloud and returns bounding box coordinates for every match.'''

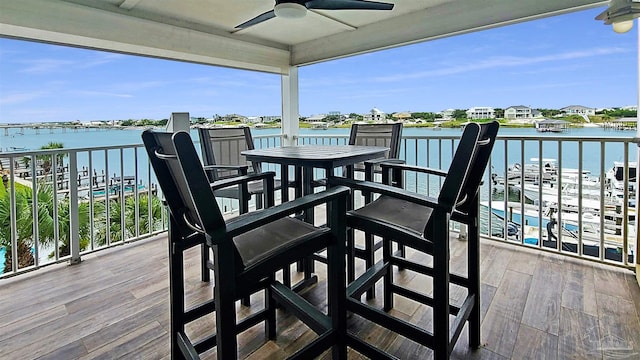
[19,59,75,74]
[372,47,629,83]
[71,90,133,98]
[0,92,44,105]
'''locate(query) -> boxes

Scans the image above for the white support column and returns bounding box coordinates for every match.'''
[166,112,190,133]
[281,66,300,146]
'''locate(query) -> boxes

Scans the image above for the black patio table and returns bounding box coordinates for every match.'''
[242,144,389,288]
[242,144,389,209]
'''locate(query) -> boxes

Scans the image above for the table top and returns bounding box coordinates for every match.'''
[241,145,389,169]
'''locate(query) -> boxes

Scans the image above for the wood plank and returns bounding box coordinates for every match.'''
[521,259,563,335]
[35,339,88,360]
[1,231,639,360]
[512,324,558,360]
[558,307,601,359]
[592,264,631,300]
[506,246,539,275]
[77,321,166,360]
[596,292,640,358]
[481,269,531,358]
[560,260,598,316]
[480,245,515,288]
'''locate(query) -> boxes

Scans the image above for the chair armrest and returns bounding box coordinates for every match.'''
[224,186,350,239]
[209,171,275,191]
[328,177,440,209]
[380,162,448,178]
[364,158,405,166]
[203,164,249,175]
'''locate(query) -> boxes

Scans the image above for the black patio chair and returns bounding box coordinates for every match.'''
[310,123,403,284]
[345,123,403,295]
[313,122,403,187]
[142,130,349,360]
[328,121,499,360]
[198,126,281,214]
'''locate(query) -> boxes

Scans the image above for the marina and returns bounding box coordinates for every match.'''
[489,155,637,263]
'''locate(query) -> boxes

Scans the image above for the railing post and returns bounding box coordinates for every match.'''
[69,152,81,265]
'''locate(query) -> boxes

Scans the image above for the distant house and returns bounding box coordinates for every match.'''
[466,107,495,120]
[392,112,411,120]
[504,105,533,120]
[261,115,282,122]
[560,105,595,116]
[364,107,386,122]
[306,114,327,122]
[244,116,262,124]
[440,109,455,120]
[222,113,248,123]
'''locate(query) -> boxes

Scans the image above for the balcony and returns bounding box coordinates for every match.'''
[1,225,639,359]
[0,131,639,358]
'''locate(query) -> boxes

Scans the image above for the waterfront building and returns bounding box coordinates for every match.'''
[439,108,455,120]
[504,105,533,120]
[560,105,596,116]
[364,107,386,122]
[466,106,495,119]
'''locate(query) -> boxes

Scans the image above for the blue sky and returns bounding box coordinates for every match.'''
[0,7,637,123]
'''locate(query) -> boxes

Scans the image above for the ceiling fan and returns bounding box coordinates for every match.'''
[235,0,394,29]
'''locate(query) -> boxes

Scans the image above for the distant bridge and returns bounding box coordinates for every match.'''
[0,124,122,136]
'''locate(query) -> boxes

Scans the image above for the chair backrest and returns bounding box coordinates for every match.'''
[198,127,259,181]
[349,123,403,159]
[142,130,226,240]
[438,121,499,214]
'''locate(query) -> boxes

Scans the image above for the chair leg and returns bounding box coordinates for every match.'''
[169,219,188,360]
[433,211,451,360]
[282,265,291,288]
[266,276,277,340]
[364,232,375,299]
[213,244,238,360]
[328,193,348,360]
[241,294,251,307]
[200,243,210,282]
[255,195,263,210]
[347,228,355,284]
[382,236,394,311]
[468,203,481,348]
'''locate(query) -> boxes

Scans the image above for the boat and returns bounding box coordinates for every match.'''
[605,161,637,193]
[482,201,635,263]
[535,119,568,132]
[310,121,328,130]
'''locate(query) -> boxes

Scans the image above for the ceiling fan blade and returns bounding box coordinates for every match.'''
[235,10,276,29]
[306,0,394,11]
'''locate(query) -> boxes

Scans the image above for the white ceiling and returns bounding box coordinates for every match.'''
[0,0,608,74]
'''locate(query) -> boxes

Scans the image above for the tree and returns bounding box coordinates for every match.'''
[0,183,36,270]
[452,109,468,119]
[38,142,66,175]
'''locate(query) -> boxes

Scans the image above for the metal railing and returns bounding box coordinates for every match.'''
[1,132,636,277]
[0,144,167,277]
[273,132,637,268]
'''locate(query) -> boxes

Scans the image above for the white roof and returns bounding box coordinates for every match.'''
[1,0,606,75]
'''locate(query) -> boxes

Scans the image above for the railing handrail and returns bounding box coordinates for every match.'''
[1,131,636,278]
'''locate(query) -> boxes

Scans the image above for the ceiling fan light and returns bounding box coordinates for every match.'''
[274,3,307,19]
[612,19,634,33]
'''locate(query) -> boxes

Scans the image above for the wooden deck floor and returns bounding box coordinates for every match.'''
[1,233,639,359]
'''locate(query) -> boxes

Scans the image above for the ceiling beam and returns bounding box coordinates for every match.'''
[0,0,291,74]
[291,0,607,65]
